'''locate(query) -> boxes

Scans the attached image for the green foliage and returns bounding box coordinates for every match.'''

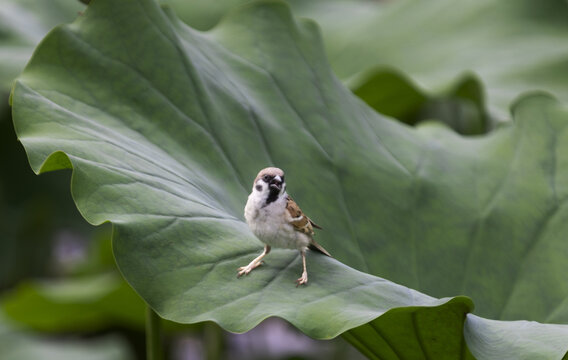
[0,312,134,360]
[9,0,568,359]
[165,0,568,128]
[351,70,490,135]
[0,101,95,289]
[293,0,568,121]
[0,0,88,290]
[0,0,84,89]
[2,274,144,332]
[344,298,475,359]
[465,315,568,360]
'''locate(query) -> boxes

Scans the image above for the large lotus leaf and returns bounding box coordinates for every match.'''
[290,0,568,120]
[9,0,568,358]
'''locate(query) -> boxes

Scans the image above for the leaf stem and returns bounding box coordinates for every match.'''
[146,305,163,360]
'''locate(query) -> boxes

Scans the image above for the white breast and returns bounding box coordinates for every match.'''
[244,191,310,250]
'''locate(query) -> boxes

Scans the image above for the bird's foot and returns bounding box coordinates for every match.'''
[237,261,263,277]
[295,271,308,287]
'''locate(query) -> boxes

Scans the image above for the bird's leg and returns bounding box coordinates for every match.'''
[296,250,308,286]
[237,245,271,277]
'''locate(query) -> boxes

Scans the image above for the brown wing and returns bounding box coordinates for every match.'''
[286,196,331,257]
[286,196,314,235]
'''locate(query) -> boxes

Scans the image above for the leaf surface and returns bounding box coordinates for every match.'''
[163,0,568,121]
[10,0,568,358]
[293,0,568,120]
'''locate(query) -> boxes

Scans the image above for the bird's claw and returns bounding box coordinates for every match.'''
[236,267,249,278]
[236,261,264,278]
[295,272,308,287]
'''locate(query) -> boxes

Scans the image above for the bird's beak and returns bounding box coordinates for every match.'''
[270,175,283,191]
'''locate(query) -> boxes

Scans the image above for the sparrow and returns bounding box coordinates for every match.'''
[238,167,331,286]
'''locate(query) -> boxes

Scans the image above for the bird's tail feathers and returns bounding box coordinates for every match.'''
[308,241,331,257]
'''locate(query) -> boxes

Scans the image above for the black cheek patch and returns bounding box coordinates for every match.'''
[266,187,279,204]
[255,184,262,191]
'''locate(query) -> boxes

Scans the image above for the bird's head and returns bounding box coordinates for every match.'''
[252,167,286,202]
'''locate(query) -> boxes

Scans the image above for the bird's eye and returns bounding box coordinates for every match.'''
[263,174,271,182]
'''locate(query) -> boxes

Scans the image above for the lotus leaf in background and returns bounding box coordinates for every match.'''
[164,0,568,125]
[9,0,568,358]
[0,312,134,360]
[350,70,490,135]
[0,0,84,90]
[159,0,248,32]
[1,274,144,333]
[162,0,494,135]
[292,0,568,121]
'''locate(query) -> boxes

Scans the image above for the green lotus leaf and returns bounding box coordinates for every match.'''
[10,0,568,358]
[0,312,134,360]
[1,274,145,332]
[158,0,248,31]
[465,315,568,360]
[162,0,568,122]
[350,69,491,135]
[344,297,476,359]
[292,0,568,120]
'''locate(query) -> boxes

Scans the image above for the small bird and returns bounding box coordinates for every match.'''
[238,167,331,286]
